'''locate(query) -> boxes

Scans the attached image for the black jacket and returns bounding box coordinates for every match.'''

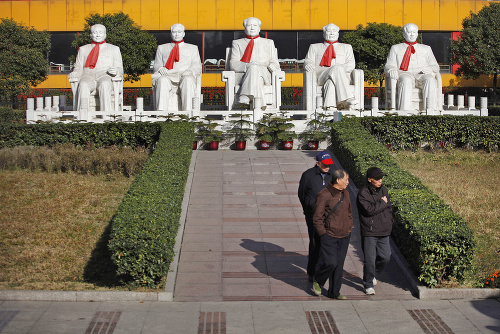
[356,184,393,237]
[298,165,332,218]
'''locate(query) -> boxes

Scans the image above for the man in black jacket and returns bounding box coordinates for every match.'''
[356,167,394,295]
[298,151,334,282]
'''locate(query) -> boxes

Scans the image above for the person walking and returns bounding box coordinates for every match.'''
[312,169,353,300]
[356,167,394,295]
[298,151,334,282]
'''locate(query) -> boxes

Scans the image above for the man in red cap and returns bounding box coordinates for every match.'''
[298,150,334,282]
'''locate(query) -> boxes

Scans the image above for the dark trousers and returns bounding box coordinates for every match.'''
[315,233,351,298]
[306,215,321,277]
[361,236,391,288]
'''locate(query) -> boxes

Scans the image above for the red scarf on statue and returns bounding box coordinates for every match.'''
[240,36,259,63]
[165,40,183,70]
[320,40,338,67]
[400,41,417,71]
[84,41,106,69]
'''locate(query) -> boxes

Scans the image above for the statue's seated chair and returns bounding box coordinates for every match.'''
[151,72,203,111]
[69,76,123,112]
[221,47,285,111]
[385,73,443,111]
[302,68,364,111]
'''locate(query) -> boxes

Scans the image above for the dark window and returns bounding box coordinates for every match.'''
[421,32,451,64]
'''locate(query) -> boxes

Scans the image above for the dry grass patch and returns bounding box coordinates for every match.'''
[0,170,134,290]
[393,149,500,285]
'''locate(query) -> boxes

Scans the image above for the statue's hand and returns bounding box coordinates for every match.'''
[107,67,118,76]
[304,63,315,72]
[181,70,193,77]
[388,69,399,80]
[159,67,169,76]
[68,71,79,79]
[268,63,280,72]
[420,67,432,75]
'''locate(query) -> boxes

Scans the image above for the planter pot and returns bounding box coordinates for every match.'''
[308,140,319,150]
[235,140,246,151]
[259,140,271,150]
[208,141,219,151]
[282,140,294,150]
[192,141,198,150]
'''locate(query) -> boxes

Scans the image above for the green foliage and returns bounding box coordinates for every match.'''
[359,116,500,152]
[342,22,404,87]
[449,3,500,88]
[299,112,335,142]
[225,112,255,141]
[195,117,224,143]
[0,122,161,149]
[255,111,296,144]
[0,18,51,106]
[70,12,157,82]
[329,117,475,287]
[0,107,26,124]
[108,122,194,287]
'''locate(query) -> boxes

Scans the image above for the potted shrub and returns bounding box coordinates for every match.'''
[299,112,334,150]
[196,117,224,150]
[255,111,296,150]
[225,112,254,151]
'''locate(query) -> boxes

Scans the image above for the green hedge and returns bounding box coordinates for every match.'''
[330,118,475,287]
[108,122,194,287]
[0,122,161,149]
[359,116,500,151]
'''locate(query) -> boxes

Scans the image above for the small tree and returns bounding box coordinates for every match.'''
[342,22,404,90]
[0,18,51,107]
[70,12,157,82]
[449,3,500,96]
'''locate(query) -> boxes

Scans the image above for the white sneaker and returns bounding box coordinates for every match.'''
[373,278,377,286]
[365,287,375,295]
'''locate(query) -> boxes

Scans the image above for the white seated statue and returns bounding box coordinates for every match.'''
[384,23,442,111]
[152,23,202,112]
[303,23,363,111]
[222,17,285,110]
[68,24,123,112]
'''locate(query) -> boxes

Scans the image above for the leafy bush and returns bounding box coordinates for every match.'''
[0,122,161,149]
[330,117,475,287]
[0,107,25,124]
[108,122,194,287]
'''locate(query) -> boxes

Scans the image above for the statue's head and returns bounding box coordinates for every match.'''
[403,23,419,43]
[170,23,186,42]
[90,24,106,43]
[243,17,261,37]
[323,23,340,42]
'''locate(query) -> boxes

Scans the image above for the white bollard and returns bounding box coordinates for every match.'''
[468,96,475,110]
[53,96,60,111]
[27,98,35,111]
[457,95,465,109]
[480,97,488,116]
[136,97,144,112]
[447,94,454,107]
[36,97,44,111]
[26,98,35,123]
[44,97,51,111]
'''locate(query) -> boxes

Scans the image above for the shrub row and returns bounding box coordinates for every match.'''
[330,118,475,287]
[0,122,161,149]
[359,116,500,151]
[108,122,194,287]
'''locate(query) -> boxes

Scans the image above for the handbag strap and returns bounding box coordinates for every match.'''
[323,191,344,224]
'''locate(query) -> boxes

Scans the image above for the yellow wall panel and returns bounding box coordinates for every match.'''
[159,0,179,30]
[384,0,403,27]
[420,0,439,30]
[309,0,329,30]
[48,0,67,31]
[216,0,235,29]
[122,0,142,27]
[103,0,123,14]
[403,0,421,28]
[11,1,30,26]
[0,2,12,20]
[67,0,86,31]
[31,1,49,30]
[347,0,367,30]
[234,2,254,30]
[37,75,71,89]
[198,0,216,30]
[253,0,273,29]
[439,0,457,30]
[273,0,292,30]
[84,0,104,17]
[366,0,384,24]
[291,0,310,30]
[456,0,475,30]
[329,0,348,30]
[141,0,160,30]
[202,73,224,87]
[179,0,198,29]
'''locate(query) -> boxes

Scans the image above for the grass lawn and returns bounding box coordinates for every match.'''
[393,148,500,287]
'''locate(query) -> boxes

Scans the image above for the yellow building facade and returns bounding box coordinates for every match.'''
[0,0,494,89]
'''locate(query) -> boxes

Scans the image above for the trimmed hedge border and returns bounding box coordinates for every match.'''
[330,118,475,287]
[108,122,194,287]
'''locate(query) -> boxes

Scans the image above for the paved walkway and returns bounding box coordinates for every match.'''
[1,150,499,334]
